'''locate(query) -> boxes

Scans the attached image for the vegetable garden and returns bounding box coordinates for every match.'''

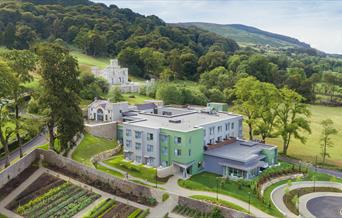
[84,198,144,218]
[8,174,100,218]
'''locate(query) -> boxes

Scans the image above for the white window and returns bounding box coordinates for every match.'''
[188,137,192,144]
[147,144,153,152]
[135,142,141,150]
[217,136,222,142]
[162,147,168,155]
[161,160,168,167]
[174,136,182,144]
[147,133,154,141]
[160,134,168,143]
[135,131,142,139]
[218,126,222,133]
[125,140,132,148]
[136,155,141,163]
[126,129,132,137]
[231,122,234,130]
[209,127,215,135]
[174,149,181,156]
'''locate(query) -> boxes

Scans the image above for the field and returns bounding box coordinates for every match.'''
[264,105,342,167]
[122,93,153,105]
[7,173,100,218]
[71,133,116,167]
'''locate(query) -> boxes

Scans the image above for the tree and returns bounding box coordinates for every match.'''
[156,84,184,105]
[276,88,311,155]
[160,68,175,82]
[108,87,124,103]
[0,60,17,167]
[197,51,226,73]
[254,82,280,141]
[36,43,83,152]
[234,77,263,140]
[3,23,15,49]
[1,50,37,158]
[320,119,338,165]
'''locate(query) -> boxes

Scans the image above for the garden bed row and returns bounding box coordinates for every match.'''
[173,205,213,218]
[11,174,100,218]
[84,198,143,218]
[45,163,157,206]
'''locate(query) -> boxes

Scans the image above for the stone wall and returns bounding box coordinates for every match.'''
[0,150,37,188]
[85,121,117,140]
[178,196,252,218]
[37,149,155,200]
[90,145,122,163]
[157,165,176,178]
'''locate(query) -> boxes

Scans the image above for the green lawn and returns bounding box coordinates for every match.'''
[103,155,167,184]
[241,104,342,168]
[190,195,249,214]
[122,93,153,105]
[94,163,124,178]
[71,50,110,68]
[72,133,116,167]
[178,172,283,217]
[0,213,7,218]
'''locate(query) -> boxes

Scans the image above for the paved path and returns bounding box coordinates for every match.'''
[299,192,342,218]
[279,156,342,178]
[0,129,47,169]
[99,162,270,217]
[271,181,342,218]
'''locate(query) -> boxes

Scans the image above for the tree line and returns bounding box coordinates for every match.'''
[0,43,83,167]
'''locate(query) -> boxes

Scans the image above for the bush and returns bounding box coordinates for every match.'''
[162,193,169,202]
[147,197,157,206]
[137,209,150,218]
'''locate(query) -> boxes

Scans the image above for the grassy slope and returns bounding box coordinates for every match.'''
[177,23,296,48]
[264,105,342,167]
[72,133,116,167]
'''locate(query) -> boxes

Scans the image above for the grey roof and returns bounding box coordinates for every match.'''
[204,140,276,163]
[136,103,157,111]
[124,111,242,132]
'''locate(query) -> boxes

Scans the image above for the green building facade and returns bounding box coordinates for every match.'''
[159,128,204,177]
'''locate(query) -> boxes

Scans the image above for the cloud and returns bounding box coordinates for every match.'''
[93,0,342,54]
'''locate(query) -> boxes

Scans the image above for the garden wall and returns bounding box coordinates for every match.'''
[84,121,117,140]
[0,150,37,188]
[37,149,155,199]
[178,196,253,218]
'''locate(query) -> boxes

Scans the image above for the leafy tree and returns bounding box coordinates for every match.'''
[254,82,280,141]
[234,77,263,140]
[156,84,184,105]
[160,68,175,82]
[36,43,83,152]
[197,51,226,73]
[320,119,338,165]
[276,88,311,155]
[3,23,16,49]
[108,87,124,103]
[139,47,165,77]
[0,60,17,167]
[0,50,37,157]
[208,88,225,103]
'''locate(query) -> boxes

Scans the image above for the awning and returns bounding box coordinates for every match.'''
[173,160,195,169]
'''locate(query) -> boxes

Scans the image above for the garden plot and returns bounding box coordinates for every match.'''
[7,173,100,218]
[84,198,143,218]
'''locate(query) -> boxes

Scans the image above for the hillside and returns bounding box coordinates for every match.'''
[175,22,310,49]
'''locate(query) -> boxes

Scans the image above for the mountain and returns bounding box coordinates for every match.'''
[174,22,310,49]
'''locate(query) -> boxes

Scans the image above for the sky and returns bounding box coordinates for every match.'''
[93,0,342,54]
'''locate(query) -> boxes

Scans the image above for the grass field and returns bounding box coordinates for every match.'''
[72,133,116,167]
[262,105,342,168]
[122,93,153,105]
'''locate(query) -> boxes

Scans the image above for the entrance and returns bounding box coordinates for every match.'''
[96,108,104,121]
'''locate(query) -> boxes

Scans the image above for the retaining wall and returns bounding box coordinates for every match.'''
[0,150,37,188]
[84,122,117,140]
[178,196,252,218]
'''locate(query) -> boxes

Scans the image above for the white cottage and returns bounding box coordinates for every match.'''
[88,99,129,122]
[92,59,128,86]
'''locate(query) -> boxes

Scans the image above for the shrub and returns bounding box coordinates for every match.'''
[147,197,157,206]
[137,209,150,218]
[162,193,169,202]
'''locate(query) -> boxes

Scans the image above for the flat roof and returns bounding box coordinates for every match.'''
[204,140,275,163]
[124,110,242,132]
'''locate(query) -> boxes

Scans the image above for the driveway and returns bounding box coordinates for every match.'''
[300,193,342,218]
[0,129,48,169]
[271,181,342,217]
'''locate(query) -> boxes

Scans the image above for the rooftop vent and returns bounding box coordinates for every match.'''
[169,119,181,124]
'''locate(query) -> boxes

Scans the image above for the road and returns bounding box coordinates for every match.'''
[271,181,342,217]
[0,129,48,169]
[279,156,342,178]
[306,195,342,218]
